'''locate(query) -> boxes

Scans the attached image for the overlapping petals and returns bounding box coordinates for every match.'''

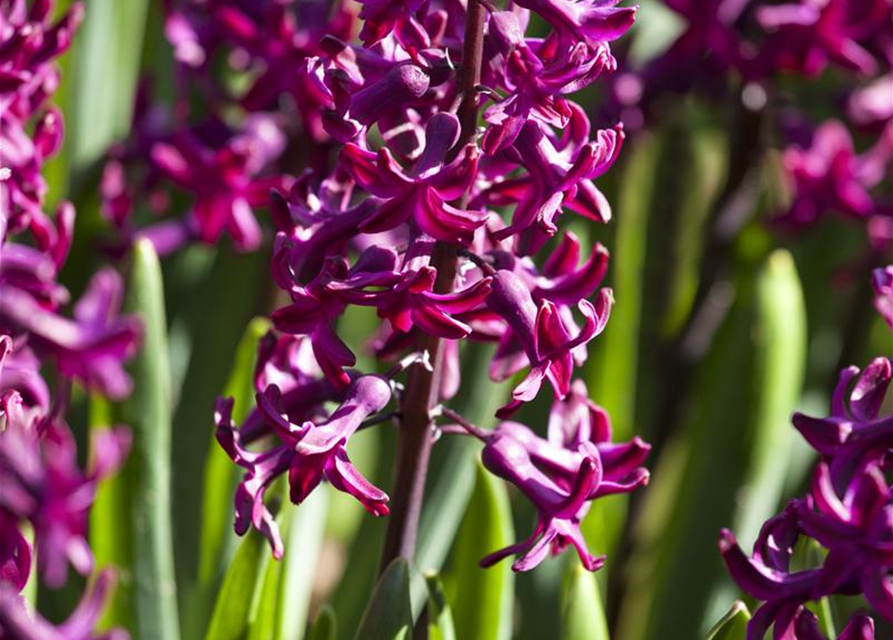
[485,268,613,417]
[340,113,488,244]
[721,358,893,639]
[0,386,130,589]
[470,383,649,571]
[216,372,395,557]
[0,569,128,640]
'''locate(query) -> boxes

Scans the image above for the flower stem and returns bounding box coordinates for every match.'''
[378,0,486,574]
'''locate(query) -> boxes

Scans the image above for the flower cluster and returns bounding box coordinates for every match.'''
[216,0,649,573]
[1,2,135,638]
[719,357,892,639]
[605,0,893,253]
[99,0,361,255]
[450,381,650,572]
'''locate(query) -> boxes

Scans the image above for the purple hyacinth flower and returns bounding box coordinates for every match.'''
[271,249,402,388]
[722,357,892,639]
[340,113,488,245]
[482,13,617,154]
[776,120,891,229]
[353,0,424,46]
[149,126,290,252]
[791,357,892,469]
[872,266,893,328]
[0,268,142,400]
[512,0,637,45]
[217,373,394,557]
[0,512,31,594]
[485,268,612,417]
[0,389,130,588]
[273,245,491,388]
[472,386,648,571]
[486,233,610,384]
[485,118,623,253]
[0,569,128,640]
[757,0,891,76]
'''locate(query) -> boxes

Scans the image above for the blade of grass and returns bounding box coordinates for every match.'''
[88,394,133,631]
[204,530,271,640]
[273,489,329,640]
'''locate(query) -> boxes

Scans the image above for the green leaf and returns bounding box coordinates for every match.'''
[426,575,456,640]
[705,249,808,624]
[561,563,609,640]
[204,531,271,640]
[443,463,514,640]
[705,601,750,640]
[353,558,414,640]
[169,248,266,590]
[88,394,133,631]
[307,606,337,640]
[119,240,181,640]
[272,489,329,640]
[68,0,150,179]
[615,248,807,640]
[199,317,271,589]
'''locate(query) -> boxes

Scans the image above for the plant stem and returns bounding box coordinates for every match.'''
[378,0,486,574]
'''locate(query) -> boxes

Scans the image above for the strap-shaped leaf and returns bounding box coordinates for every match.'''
[204,530,271,640]
[426,575,457,640]
[119,240,182,640]
[443,463,514,640]
[307,606,337,640]
[353,558,414,640]
[561,564,609,640]
[705,601,750,640]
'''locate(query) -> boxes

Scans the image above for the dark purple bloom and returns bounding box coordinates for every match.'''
[149,126,290,253]
[272,245,491,388]
[0,268,142,401]
[757,0,891,76]
[0,569,128,640]
[0,0,82,225]
[791,357,892,470]
[775,120,892,229]
[0,387,130,588]
[721,358,892,639]
[464,382,648,571]
[216,371,397,556]
[340,113,488,245]
[482,118,623,253]
[872,266,893,327]
[513,0,637,45]
[485,268,612,417]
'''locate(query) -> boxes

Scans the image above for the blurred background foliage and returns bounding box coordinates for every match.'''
[36,0,890,639]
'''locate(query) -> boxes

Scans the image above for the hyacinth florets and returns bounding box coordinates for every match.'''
[720,356,893,640]
[211,0,651,574]
[1,2,137,638]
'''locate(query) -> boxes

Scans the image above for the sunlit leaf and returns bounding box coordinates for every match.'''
[443,463,514,640]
